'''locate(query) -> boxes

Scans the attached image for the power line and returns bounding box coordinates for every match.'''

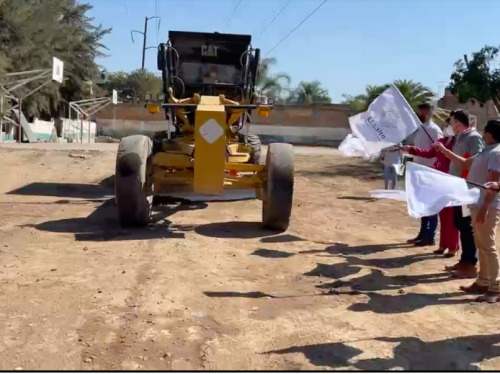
[223,0,243,30]
[155,0,159,45]
[255,0,292,41]
[265,0,328,57]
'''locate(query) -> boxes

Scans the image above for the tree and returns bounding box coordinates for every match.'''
[287,80,331,104]
[0,0,110,118]
[255,57,291,98]
[449,45,500,115]
[341,84,389,110]
[393,79,434,109]
[341,81,434,111]
[100,69,162,102]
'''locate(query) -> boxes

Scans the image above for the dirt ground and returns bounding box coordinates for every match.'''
[1,145,500,370]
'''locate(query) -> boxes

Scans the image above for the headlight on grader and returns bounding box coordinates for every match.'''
[257,105,271,117]
[148,103,161,114]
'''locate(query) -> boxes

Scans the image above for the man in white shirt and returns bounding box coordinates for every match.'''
[407,103,444,246]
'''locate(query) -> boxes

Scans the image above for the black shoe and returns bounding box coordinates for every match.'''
[414,238,436,247]
[407,235,423,244]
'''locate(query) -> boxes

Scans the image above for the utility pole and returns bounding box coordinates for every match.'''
[131,16,161,101]
[131,16,161,71]
[141,17,148,69]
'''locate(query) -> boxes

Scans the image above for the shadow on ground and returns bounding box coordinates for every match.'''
[296,160,383,180]
[337,196,377,202]
[299,242,413,256]
[260,234,304,243]
[265,334,500,370]
[194,221,275,239]
[7,182,112,199]
[28,200,207,241]
[251,249,295,259]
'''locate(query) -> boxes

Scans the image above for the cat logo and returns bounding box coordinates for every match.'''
[201,44,218,57]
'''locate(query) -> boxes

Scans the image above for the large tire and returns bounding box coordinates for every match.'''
[238,133,262,164]
[115,135,153,227]
[262,143,294,231]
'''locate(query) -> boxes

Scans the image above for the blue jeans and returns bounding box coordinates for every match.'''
[420,214,438,240]
[384,166,397,190]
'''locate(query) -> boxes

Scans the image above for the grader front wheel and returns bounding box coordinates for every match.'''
[262,143,294,231]
[115,135,153,227]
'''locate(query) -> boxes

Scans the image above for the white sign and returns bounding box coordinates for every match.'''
[112,90,118,105]
[349,86,420,156]
[52,57,64,83]
[199,119,223,144]
[370,162,480,218]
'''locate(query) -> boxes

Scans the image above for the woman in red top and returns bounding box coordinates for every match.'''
[403,134,459,257]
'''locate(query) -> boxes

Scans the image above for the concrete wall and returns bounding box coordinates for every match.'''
[95,103,355,146]
[62,118,97,143]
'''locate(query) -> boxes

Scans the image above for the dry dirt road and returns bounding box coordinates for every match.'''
[0,145,500,370]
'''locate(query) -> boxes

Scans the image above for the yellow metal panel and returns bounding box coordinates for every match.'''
[225,163,264,172]
[154,169,193,186]
[199,96,220,105]
[194,104,226,195]
[227,155,250,163]
[153,152,194,168]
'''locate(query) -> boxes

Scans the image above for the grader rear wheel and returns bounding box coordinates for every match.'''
[262,143,294,231]
[115,135,153,227]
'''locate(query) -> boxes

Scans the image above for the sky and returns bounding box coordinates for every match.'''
[86,0,500,102]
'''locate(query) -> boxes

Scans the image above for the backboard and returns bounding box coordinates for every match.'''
[52,57,64,83]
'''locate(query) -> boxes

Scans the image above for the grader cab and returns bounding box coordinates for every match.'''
[114,31,294,231]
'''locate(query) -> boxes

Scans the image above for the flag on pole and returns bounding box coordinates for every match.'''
[370,162,480,218]
[338,134,370,158]
[349,86,421,156]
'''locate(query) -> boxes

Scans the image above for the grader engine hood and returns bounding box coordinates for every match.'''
[168,31,251,87]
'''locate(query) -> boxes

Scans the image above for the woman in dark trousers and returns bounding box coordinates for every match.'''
[403,127,459,257]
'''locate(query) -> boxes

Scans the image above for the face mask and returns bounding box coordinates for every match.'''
[444,125,455,136]
[417,114,426,123]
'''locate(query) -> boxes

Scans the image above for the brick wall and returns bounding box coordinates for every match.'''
[94,103,355,146]
[95,103,355,129]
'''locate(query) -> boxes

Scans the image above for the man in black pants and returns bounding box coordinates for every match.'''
[435,109,484,278]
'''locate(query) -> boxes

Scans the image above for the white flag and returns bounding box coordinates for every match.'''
[349,86,420,156]
[338,134,370,158]
[370,162,480,218]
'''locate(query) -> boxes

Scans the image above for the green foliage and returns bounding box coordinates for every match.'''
[341,81,434,111]
[100,69,162,102]
[449,45,500,110]
[102,69,162,101]
[256,57,291,98]
[286,80,331,104]
[0,0,110,118]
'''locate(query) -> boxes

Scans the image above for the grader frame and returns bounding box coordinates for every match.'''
[114,31,294,231]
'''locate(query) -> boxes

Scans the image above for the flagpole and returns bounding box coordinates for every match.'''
[466,180,486,189]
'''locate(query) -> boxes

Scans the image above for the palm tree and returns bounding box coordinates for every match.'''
[289,80,331,104]
[393,79,434,109]
[341,84,389,109]
[255,57,291,98]
[342,81,434,111]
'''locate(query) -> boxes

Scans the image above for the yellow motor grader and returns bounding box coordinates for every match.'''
[114,31,294,231]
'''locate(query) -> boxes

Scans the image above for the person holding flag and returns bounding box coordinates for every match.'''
[434,109,484,279]
[402,118,458,256]
[435,119,500,301]
[406,103,443,247]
